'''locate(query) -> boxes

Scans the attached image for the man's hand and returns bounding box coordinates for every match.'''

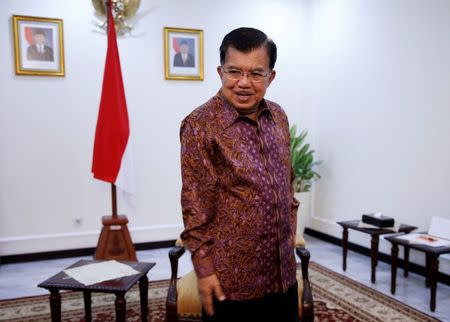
[198,274,226,316]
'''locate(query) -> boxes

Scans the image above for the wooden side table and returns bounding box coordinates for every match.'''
[337,220,417,283]
[385,233,450,312]
[38,259,155,322]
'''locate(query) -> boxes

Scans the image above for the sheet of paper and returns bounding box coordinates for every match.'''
[63,260,139,285]
[428,216,450,240]
[396,233,450,247]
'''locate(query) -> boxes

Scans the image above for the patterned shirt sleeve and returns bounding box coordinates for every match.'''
[179,119,217,278]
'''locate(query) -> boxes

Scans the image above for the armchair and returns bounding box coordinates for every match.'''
[166,236,314,322]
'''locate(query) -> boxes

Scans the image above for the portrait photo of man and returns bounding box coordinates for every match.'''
[26,28,54,62]
[173,38,195,67]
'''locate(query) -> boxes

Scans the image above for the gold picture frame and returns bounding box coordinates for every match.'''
[164,27,203,81]
[12,15,65,77]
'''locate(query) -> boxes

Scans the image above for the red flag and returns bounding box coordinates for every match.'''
[173,38,180,53]
[24,27,34,45]
[92,2,134,199]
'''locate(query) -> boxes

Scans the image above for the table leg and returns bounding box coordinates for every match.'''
[115,293,126,322]
[370,235,380,283]
[425,253,431,288]
[139,274,149,321]
[83,291,92,322]
[403,246,410,278]
[429,255,439,312]
[342,227,348,271]
[49,289,61,322]
[391,243,399,294]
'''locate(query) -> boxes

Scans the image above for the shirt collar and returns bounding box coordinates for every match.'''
[215,90,274,129]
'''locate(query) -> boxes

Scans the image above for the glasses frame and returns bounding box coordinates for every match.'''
[220,66,272,83]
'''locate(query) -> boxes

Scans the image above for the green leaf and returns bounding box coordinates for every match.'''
[289,124,322,192]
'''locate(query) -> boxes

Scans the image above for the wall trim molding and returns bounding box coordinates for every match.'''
[305,228,450,286]
[0,239,177,265]
[0,224,184,256]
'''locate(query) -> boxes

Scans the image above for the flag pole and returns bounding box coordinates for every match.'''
[106,0,111,28]
[93,0,136,261]
[106,0,118,221]
[111,184,118,218]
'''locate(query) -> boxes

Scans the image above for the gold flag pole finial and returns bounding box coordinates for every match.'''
[92,0,141,35]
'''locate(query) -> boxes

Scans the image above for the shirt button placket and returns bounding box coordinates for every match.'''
[256,118,285,292]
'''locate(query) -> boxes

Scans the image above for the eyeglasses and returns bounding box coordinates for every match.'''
[221,67,272,82]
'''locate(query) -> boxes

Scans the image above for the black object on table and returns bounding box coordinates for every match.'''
[38,259,155,322]
[362,214,395,227]
[384,233,450,312]
[337,220,417,283]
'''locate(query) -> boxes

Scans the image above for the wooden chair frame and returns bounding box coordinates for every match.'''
[166,245,314,322]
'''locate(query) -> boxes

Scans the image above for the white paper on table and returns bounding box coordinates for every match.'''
[428,216,450,240]
[396,233,450,247]
[63,260,140,285]
[357,221,400,232]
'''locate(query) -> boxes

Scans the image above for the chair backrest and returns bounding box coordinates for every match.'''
[428,216,450,240]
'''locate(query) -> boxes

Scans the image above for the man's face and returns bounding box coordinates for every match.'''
[33,34,46,45]
[217,46,275,114]
[180,44,189,54]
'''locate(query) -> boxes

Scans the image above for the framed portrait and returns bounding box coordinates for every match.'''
[12,15,65,77]
[164,27,203,81]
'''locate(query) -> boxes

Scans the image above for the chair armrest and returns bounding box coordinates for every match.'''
[166,245,186,322]
[296,246,314,322]
[296,247,310,279]
[169,245,186,281]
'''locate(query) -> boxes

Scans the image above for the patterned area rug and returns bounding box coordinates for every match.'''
[0,262,439,322]
[308,262,439,322]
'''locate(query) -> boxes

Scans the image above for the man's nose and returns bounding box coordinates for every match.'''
[237,74,251,87]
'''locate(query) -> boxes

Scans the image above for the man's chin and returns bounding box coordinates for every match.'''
[233,104,259,115]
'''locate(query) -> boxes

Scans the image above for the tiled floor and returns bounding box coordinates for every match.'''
[0,235,448,321]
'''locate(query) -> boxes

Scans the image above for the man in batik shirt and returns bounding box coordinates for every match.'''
[180,27,299,322]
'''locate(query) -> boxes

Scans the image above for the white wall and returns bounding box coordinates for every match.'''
[2,0,449,275]
[307,0,450,273]
[0,0,310,255]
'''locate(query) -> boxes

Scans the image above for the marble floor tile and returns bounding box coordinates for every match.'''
[0,236,448,321]
[304,235,449,322]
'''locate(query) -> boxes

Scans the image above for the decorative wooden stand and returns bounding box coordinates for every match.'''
[94,184,137,261]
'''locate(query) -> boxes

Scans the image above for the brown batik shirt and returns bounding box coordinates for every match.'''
[180,92,299,301]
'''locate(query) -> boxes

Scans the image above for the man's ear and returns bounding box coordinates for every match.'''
[217,66,224,78]
[267,70,276,86]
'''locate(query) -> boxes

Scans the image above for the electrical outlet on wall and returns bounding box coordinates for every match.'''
[73,217,83,227]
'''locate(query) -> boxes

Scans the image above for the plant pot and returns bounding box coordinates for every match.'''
[295,191,311,235]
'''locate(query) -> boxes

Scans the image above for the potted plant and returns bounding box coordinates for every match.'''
[290,125,321,234]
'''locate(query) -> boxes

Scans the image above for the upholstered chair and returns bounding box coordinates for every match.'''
[166,235,314,322]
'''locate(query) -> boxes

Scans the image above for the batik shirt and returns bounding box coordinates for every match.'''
[180,92,298,301]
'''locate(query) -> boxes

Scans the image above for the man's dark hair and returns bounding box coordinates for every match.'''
[219,27,277,69]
